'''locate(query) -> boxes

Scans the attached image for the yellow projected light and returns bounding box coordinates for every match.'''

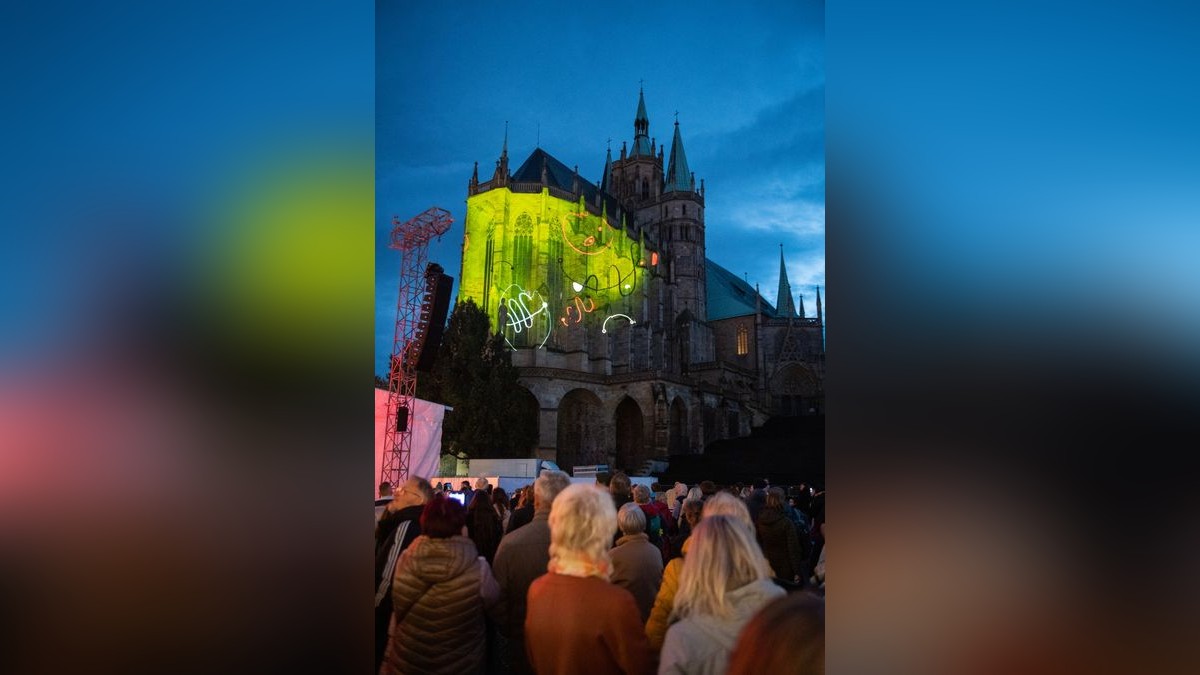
[458,188,648,348]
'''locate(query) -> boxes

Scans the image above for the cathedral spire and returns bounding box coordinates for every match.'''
[666,119,692,193]
[632,86,651,156]
[776,245,797,318]
[816,285,823,323]
[600,141,613,193]
[798,292,806,319]
[493,122,509,183]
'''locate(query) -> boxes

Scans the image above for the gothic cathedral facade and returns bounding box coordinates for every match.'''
[457,90,824,474]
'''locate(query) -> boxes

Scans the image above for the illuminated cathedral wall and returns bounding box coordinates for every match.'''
[458,188,654,350]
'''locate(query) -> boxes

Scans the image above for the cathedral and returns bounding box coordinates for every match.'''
[456,89,824,475]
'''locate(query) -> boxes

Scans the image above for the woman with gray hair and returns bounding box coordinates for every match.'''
[611,502,665,621]
[525,483,655,675]
[657,515,785,675]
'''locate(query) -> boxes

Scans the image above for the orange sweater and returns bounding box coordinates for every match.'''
[526,573,655,675]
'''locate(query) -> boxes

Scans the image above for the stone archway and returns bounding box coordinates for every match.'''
[613,396,645,474]
[668,396,688,455]
[771,363,819,417]
[556,389,603,473]
[514,385,540,451]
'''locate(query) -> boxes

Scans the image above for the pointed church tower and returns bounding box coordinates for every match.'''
[632,87,652,157]
[798,292,806,319]
[776,245,797,318]
[491,122,510,186]
[600,143,613,193]
[816,286,823,322]
[611,86,663,207]
[665,120,692,193]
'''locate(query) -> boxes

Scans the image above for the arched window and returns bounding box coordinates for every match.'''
[736,325,749,356]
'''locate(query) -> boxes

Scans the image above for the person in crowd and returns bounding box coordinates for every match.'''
[466,488,503,565]
[526,483,655,675]
[610,471,634,509]
[374,476,433,673]
[376,482,394,523]
[698,480,717,500]
[380,493,500,674]
[491,470,572,675]
[658,515,785,675]
[492,486,512,534]
[669,498,703,559]
[460,479,475,507]
[645,491,758,651]
[611,503,665,622]
[506,485,535,534]
[726,591,825,675]
[609,471,635,545]
[686,486,704,504]
[670,482,689,521]
[805,497,825,585]
[633,484,676,553]
[756,487,805,585]
[745,478,769,523]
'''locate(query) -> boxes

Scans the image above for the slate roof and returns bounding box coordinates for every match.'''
[511,147,621,217]
[706,258,779,321]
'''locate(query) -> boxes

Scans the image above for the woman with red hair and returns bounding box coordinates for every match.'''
[379,494,500,674]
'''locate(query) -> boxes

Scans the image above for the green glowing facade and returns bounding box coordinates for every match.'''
[458,187,654,350]
[445,89,824,475]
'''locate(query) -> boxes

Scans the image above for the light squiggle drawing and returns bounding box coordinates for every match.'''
[499,284,551,349]
[601,314,637,334]
[559,212,613,256]
[559,295,596,327]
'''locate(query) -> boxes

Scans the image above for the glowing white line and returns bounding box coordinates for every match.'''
[601,314,636,334]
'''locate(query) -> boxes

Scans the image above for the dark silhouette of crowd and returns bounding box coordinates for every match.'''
[374,471,825,674]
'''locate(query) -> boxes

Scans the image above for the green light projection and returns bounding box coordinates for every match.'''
[458,188,649,349]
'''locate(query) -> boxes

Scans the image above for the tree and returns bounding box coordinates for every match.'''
[417,299,538,460]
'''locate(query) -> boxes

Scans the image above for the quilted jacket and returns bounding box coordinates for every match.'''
[379,535,499,675]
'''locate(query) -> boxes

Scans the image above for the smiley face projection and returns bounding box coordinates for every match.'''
[458,187,651,347]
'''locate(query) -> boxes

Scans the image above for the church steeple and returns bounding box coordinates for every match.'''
[600,142,613,193]
[816,286,823,323]
[632,86,652,156]
[492,122,509,184]
[776,245,797,318]
[798,292,806,319]
[665,119,692,193]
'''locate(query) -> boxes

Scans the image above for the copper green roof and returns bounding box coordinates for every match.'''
[706,258,779,320]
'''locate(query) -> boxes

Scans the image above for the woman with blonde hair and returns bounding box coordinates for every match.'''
[645,492,759,650]
[525,483,654,675]
[657,515,785,675]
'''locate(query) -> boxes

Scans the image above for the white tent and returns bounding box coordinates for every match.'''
[374,388,446,495]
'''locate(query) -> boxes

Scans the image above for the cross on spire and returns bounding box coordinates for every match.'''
[674,110,679,123]
[639,78,644,91]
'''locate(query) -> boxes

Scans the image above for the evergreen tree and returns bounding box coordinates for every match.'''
[418,299,537,460]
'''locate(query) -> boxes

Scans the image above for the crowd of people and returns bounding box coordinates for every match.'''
[374,471,825,675]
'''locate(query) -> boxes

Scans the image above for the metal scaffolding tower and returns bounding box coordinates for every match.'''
[380,206,453,487]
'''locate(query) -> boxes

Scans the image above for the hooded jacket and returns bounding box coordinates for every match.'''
[756,508,804,582]
[657,578,786,675]
[379,534,499,675]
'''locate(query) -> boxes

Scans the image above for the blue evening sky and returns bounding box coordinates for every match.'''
[376,1,824,376]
